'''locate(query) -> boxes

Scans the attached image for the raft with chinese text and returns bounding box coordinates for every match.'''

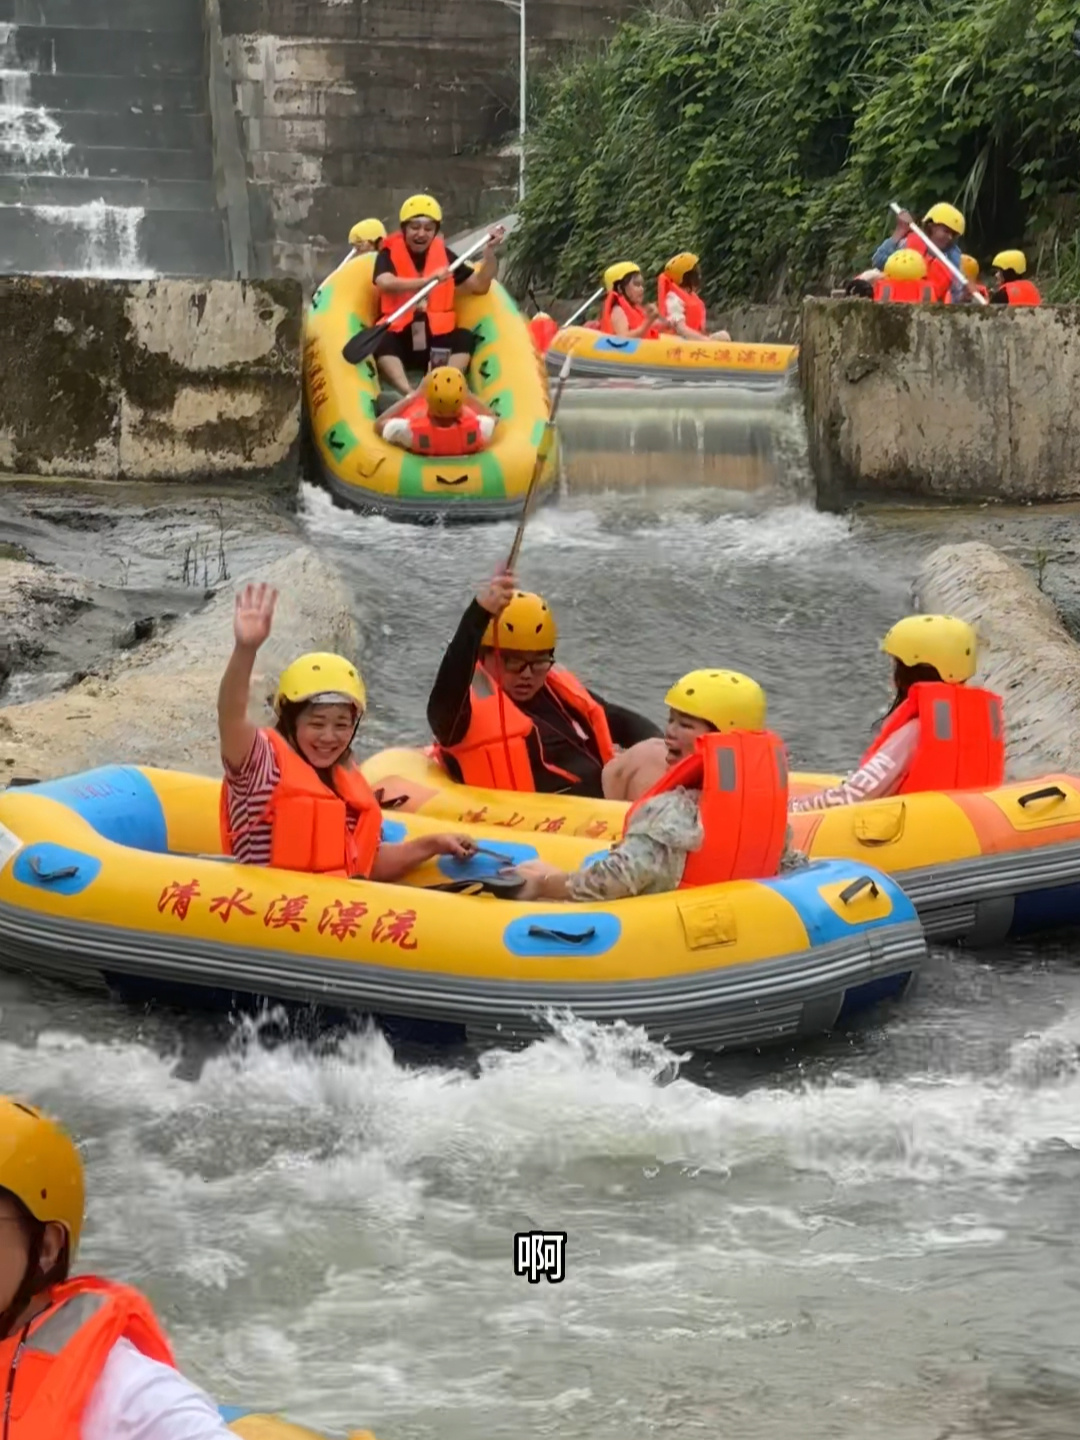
[359,748,1080,947]
[304,252,555,520]
[545,325,798,386]
[0,765,924,1053]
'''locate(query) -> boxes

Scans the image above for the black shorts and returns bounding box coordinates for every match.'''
[376,322,478,372]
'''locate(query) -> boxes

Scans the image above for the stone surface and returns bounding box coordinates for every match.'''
[0,275,302,483]
[916,541,1080,779]
[0,546,358,780]
[801,299,1080,508]
[0,556,92,696]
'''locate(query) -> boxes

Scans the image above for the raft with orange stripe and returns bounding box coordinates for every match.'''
[360,748,1080,946]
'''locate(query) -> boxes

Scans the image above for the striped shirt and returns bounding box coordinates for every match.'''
[223,729,361,867]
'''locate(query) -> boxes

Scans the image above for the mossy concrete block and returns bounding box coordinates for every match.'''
[0,275,302,486]
[800,299,1080,507]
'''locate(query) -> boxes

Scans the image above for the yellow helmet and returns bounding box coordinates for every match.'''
[922,202,965,237]
[959,253,980,281]
[665,670,767,733]
[400,194,443,226]
[275,653,366,713]
[883,248,928,281]
[603,261,641,292]
[0,1098,85,1257]
[349,218,386,247]
[992,248,1027,275]
[481,592,557,651]
[880,614,977,683]
[663,252,699,282]
[426,365,467,419]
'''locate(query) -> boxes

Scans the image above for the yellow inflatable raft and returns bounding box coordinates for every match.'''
[224,1410,375,1438]
[304,252,555,519]
[546,325,798,386]
[0,766,923,1053]
[359,748,1080,948]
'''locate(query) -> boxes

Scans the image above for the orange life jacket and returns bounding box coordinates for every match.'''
[872,277,935,304]
[600,290,661,340]
[220,727,383,877]
[398,393,488,456]
[857,681,1005,794]
[1001,279,1041,306]
[379,231,457,335]
[441,665,616,792]
[945,283,988,303]
[901,236,954,301]
[528,314,559,353]
[0,1275,177,1438]
[624,730,789,886]
[657,274,707,332]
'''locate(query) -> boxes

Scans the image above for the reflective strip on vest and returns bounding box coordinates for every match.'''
[932,698,952,742]
[858,682,1005,793]
[27,1293,108,1355]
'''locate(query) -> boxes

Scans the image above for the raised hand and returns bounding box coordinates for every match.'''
[233,582,278,651]
[477,568,517,616]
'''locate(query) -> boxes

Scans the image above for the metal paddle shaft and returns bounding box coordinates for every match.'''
[889,202,988,306]
[505,349,574,572]
[342,231,496,364]
[561,286,605,330]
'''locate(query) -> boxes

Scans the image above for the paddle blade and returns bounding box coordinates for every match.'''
[342,322,387,365]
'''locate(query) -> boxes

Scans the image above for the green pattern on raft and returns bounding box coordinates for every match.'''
[475,352,503,389]
[396,448,507,499]
[358,394,376,421]
[489,388,515,421]
[530,418,548,447]
[347,313,363,337]
[322,420,359,462]
[472,316,497,351]
[309,284,333,314]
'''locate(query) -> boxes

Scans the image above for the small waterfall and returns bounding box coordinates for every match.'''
[0,22,151,277]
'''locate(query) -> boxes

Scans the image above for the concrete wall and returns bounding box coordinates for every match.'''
[0,275,302,484]
[220,0,636,288]
[801,300,1080,509]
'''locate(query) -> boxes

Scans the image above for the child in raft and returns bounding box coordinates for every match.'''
[218,581,474,877]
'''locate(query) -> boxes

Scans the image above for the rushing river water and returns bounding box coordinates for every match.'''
[4,449,1080,1439]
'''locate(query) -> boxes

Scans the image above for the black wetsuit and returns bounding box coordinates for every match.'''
[427,600,662,797]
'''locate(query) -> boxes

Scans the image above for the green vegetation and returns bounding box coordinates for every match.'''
[509,0,1080,303]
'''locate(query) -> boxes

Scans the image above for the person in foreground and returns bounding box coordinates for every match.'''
[789,615,1005,812]
[509,669,806,902]
[427,568,661,797]
[374,365,498,455]
[219,581,473,875]
[0,1094,235,1438]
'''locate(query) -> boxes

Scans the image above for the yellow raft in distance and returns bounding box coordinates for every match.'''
[303,251,555,520]
[546,324,798,386]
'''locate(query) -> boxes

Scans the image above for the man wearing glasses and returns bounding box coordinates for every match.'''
[427,569,660,796]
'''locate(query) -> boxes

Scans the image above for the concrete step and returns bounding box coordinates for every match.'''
[0,200,229,276]
[15,107,212,151]
[0,24,205,78]
[0,0,202,33]
[0,143,212,181]
[0,172,217,209]
[4,70,207,114]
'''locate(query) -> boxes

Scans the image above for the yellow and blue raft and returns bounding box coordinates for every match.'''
[303,252,555,519]
[546,325,798,386]
[0,766,923,1052]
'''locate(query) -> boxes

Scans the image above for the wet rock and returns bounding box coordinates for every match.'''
[916,540,1080,778]
[0,558,93,699]
[0,546,358,781]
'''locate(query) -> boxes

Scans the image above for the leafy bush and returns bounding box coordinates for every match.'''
[509,0,1080,303]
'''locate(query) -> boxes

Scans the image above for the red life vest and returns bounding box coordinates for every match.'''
[441,665,616,791]
[600,290,661,340]
[1001,279,1041,306]
[873,278,935,304]
[0,1276,177,1438]
[220,727,383,877]
[397,393,488,456]
[945,284,988,303]
[657,274,707,332]
[625,730,789,886]
[857,681,1004,794]
[528,314,559,353]
[379,232,457,335]
[901,236,953,301]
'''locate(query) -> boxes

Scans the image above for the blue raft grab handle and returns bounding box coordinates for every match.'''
[1018,785,1067,807]
[29,856,80,883]
[526,924,598,946]
[839,876,880,906]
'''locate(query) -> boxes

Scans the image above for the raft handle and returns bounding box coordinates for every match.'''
[839,876,880,905]
[1018,785,1067,807]
[29,857,80,883]
[371,787,410,811]
[527,925,597,946]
